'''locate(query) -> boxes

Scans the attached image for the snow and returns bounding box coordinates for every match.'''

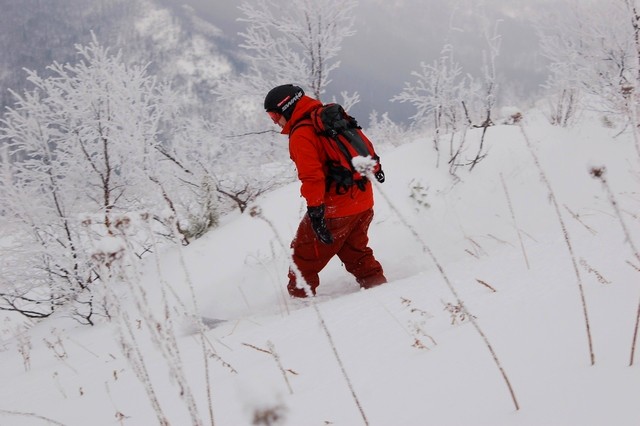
[352,155,378,175]
[1,109,640,425]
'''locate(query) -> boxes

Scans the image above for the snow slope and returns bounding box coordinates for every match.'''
[1,109,639,426]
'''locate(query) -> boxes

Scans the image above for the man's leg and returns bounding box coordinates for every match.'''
[288,215,340,297]
[288,213,369,297]
[336,209,387,289]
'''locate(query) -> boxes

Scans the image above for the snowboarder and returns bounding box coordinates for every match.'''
[264,84,387,298]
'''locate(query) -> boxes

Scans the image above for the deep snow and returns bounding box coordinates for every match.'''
[1,109,639,426]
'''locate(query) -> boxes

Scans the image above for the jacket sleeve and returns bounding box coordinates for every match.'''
[289,129,326,208]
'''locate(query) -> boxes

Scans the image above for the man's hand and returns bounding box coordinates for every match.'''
[307,205,334,245]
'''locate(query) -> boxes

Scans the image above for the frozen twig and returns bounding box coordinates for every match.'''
[267,341,294,395]
[476,279,497,292]
[371,175,520,411]
[251,206,370,425]
[518,122,595,366]
[564,204,598,235]
[589,166,640,366]
[0,408,67,426]
[242,341,294,394]
[165,217,220,425]
[500,173,530,269]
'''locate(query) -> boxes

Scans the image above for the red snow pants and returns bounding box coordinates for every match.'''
[287,208,386,297]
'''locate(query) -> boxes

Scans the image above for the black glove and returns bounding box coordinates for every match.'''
[307,205,334,245]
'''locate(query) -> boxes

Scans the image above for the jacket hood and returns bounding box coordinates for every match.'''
[281,95,322,135]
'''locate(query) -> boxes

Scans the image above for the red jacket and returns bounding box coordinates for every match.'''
[281,95,374,219]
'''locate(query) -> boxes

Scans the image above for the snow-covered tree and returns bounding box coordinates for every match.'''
[367,110,408,150]
[0,37,216,322]
[468,16,502,170]
[234,0,357,99]
[393,8,502,172]
[175,103,296,215]
[536,0,639,151]
[0,0,233,121]
[392,45,478,167]
[214,0,358,109]
[205,0,360,212]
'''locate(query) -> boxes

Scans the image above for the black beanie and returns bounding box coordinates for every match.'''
[264,84,304,120]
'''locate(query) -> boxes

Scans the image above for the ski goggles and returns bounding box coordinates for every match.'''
[267,110,282,124]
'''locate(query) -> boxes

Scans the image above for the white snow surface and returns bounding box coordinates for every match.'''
[1,110,640,425]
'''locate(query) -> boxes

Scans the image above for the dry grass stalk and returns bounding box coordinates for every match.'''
[0,409,66,426]
[589,166,640,366]
[371,179,520,411]
[465,249,480,259]
[564,204,598,235]
[518,122,595,366]
[579,258,611,285]
[242,341,294,395]
[465,237,487,258]
[628,260,640,273]
[476,279,498,292]
[500,173,531,269]
[267,341,294,395]
[251,206,370,425]
[171,279,216,425]
[16,328,32,372]
[89,216,205,426]
[243,342,272,354]
[443,301,477,325]
[401,297,437,349]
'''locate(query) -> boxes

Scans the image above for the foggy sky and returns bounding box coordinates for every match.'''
[159,0,551,123]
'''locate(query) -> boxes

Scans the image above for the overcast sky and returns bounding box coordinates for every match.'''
[161,0,552,122]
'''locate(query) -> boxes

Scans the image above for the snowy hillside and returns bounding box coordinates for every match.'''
[1,110,639,425]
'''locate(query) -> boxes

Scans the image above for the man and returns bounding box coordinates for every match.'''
[264,84,387,298]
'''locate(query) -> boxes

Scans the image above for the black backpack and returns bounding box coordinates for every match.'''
[293,103,385,194]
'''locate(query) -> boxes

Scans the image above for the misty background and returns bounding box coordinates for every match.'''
[155,0,551,122]
[1,0,552,124]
